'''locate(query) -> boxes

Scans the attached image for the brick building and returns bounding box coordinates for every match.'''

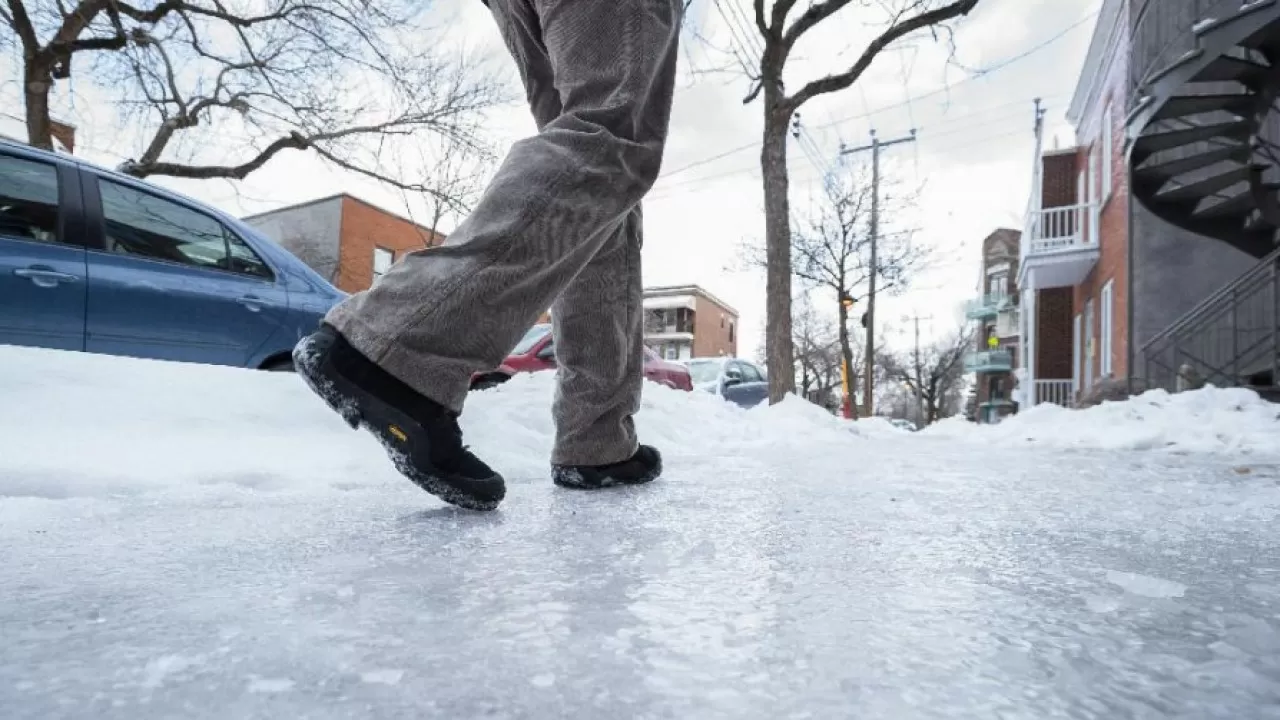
[964,229,1021,423]
[642,285,738,360]
[1015,0,1270,408]
[243,194,443,294]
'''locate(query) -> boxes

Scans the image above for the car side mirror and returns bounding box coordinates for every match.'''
[723,369,742,387]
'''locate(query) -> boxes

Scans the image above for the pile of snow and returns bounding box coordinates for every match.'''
[0,346,887,501]
[924,386,1280,456]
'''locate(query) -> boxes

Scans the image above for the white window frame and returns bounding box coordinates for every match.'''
[1101,103,1113,202]
[1100,280,1114,377]
[373,247,394,278]
[1083,297,1095,389]
[1072,313,1082,395]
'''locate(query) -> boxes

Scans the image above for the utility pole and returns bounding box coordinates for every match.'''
[904,313,932,423]
[841,128,916,418]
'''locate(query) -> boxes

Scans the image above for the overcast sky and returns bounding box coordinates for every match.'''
[1,0,1101,359]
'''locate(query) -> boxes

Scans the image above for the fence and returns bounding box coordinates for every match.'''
[1034,379,1075,407]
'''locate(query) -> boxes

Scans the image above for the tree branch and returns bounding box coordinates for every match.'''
[786,0,979,110]
[6,0,39,54]
[782,0,852,48]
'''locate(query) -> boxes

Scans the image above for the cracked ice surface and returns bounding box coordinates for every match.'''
[2,346,1280,719]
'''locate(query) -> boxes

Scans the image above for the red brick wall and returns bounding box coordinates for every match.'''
[1073,91,1130,381]
[1036,287,1074,380]
[335,196,444,293]
[1041,152,1078,208]
[692,295,737,358]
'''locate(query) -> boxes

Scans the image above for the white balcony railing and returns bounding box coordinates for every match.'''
[1034,379,1074,407]
[1026,203,1097,255]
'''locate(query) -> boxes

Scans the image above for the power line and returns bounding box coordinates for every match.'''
[657,11,1096,180]
[646,94,1067,202]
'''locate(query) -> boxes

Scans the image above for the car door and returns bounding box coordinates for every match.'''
[735,360,770,407]
[0,151,87,351]
[82,174,289,367]
[721,360,761,408]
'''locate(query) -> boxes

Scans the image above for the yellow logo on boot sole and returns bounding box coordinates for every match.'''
[387,425,408,443]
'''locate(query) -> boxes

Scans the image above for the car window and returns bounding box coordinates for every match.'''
[511,324,552,355]
[225,230,273,279]
[99,179,270,279]
[738,361,763,383]
[0,154,61,245]
[686,360,722,384]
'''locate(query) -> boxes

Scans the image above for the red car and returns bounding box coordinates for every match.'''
[470,323,693,392]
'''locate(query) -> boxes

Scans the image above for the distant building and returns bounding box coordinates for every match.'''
[243,194,443,294]
[964,228,1022,424]
[642,285,738,360]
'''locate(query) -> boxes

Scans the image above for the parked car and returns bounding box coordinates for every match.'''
[470,323,694,391]
[684,356,769,408]
[0,140,344,371]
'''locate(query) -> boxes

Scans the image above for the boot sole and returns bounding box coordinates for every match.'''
[293,336,503,511]
[552,458,663,490]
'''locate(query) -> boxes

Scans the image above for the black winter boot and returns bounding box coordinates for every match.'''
[552,445,662,489]
[293,324,505,511]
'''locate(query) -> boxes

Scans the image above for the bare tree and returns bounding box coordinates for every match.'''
[881,322,975,425]
[742,162,926,414]
[792,294,848,412]
[738,0,982,403]
[4,0,502,203]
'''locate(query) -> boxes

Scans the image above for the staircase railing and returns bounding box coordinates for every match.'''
[1142,245,1280,390]
[1131,0,1240,107]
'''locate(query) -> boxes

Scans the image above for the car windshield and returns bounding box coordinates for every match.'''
[511,324,552,355]
[686,360,723,384]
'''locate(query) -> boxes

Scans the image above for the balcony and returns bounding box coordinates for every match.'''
[1018,203,1101,289]
[964,293,1013,320]
[964,350,1013,373]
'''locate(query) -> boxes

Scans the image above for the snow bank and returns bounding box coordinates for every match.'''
[0,346,876,500]
[924,386,1280,456]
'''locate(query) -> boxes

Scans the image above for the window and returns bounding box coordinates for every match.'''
[987,271,1008,298]
[0,155,61,245]
[99,180,271,279]
[664,344,678,360]
[511,324,552,355]
[729,320,735,344]
[739,362,764,383]
[1083,297,1095,389]
[1072,313,1082,394]
[1100,280,1114,377]
[373,247,393,278]
[1101,103,1113,201]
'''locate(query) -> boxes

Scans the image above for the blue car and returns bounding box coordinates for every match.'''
[0,140,344,371]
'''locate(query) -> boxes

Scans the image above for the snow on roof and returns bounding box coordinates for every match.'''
[642,294,696,311]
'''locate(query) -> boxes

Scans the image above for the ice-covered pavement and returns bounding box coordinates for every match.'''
[3,346,1280,719]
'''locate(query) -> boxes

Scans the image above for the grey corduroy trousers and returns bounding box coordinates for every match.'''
[324,0,681,466]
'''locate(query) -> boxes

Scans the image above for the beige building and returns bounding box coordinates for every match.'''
[642,285,738,360]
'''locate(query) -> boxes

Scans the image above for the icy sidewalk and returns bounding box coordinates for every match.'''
[2,347,1280,719]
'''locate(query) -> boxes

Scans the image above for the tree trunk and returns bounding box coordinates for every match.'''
[761,96,795,404]
[24,62,54,150]
[837,301,858,419]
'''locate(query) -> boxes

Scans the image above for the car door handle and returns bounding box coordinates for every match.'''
[14,267,79,288]
[237,295,264,312]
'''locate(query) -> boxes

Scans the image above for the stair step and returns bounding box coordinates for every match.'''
[1139,145,1252,180]
[1194,189,1255,219]
[1194,0,1277,37]
[1132,119,1252,159]
[1156,165,1253,202]
[1192,53,1272,83]
[1154,93,1256,121]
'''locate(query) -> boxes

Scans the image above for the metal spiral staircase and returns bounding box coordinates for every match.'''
[1131,0,1280,393]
